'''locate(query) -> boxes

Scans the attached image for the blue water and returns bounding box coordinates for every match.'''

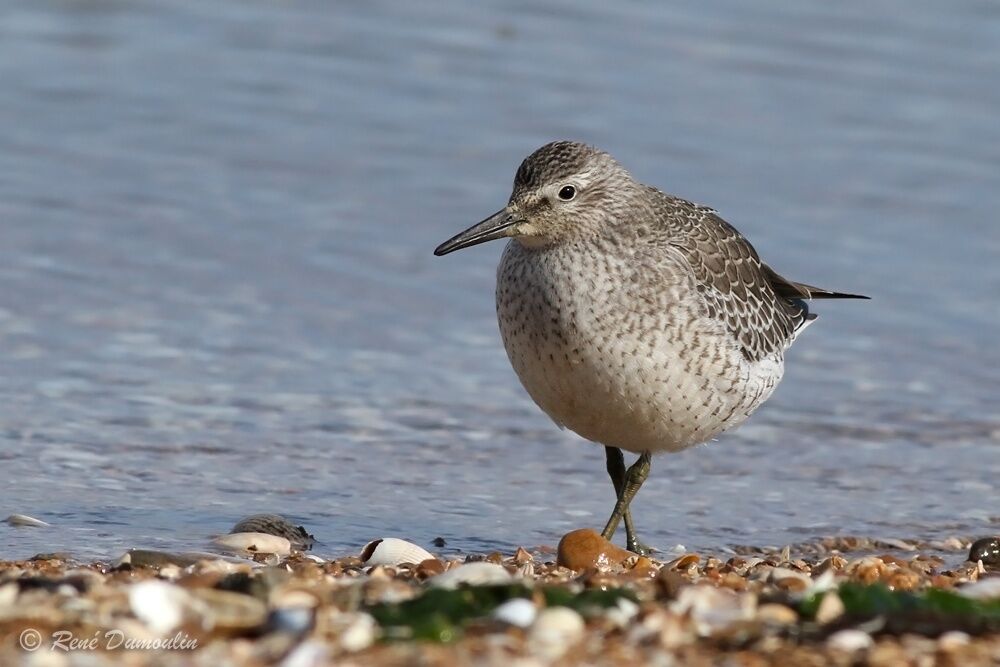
[1,0,997,561]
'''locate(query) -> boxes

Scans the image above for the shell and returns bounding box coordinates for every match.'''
[430,561,512,589]
[670,584,756,636]
[492,598,537,627]
[212,532,291,556]
[827,629,874,652]
[230,514,315,551]
[529,607,585,660]
[4,514,50,528]
[338,612,378,652]
[957,577,1000,600]
[359,538,434,567]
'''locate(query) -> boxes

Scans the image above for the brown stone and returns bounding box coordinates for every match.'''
[655,568,689,599]
[627,556,659,578]
[556,529,634,571]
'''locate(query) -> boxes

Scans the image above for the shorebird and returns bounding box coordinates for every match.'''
[434,141,867,554]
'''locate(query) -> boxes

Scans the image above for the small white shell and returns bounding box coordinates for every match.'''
[4,514,50,528]
[338,612,378,652]
[957,578,1000,600]
[529,607,585,659]
[430,561,512,589]
[826,629,874,652]
[212,532,291,556]
[360,538,434,567]
[492,598,537,627]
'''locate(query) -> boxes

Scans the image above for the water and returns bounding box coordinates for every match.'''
[1,0,997,561]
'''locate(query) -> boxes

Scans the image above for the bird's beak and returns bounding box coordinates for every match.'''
[434,208,520,256]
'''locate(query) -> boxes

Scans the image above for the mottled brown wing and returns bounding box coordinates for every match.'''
[655,194,808,362]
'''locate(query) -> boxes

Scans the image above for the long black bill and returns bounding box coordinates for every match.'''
[434,209,519,256]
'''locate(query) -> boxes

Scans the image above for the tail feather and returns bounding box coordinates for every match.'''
[762,264,870,301]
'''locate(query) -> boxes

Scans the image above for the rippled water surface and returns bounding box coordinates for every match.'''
[1,0,998,560]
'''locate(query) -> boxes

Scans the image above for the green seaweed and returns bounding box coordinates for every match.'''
[800,583,1000,635]
[365,583,637,643]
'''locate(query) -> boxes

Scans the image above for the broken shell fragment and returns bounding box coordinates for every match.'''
[4,514,50,528]
[230,514,315,551]
[430,562,513,589]
[213,532,292,556]
[360,538,434,567]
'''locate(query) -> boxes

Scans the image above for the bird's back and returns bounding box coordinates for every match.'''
[640,189,814,362]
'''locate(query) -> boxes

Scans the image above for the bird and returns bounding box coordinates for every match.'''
[434,141,867,554]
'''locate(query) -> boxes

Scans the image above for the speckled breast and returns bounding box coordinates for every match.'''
[495,239,783,454]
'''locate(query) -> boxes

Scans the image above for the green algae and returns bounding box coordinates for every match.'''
[365,583,637,642]
[800,583,1000,635]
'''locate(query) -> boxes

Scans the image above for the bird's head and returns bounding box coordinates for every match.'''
[434,141,634,256]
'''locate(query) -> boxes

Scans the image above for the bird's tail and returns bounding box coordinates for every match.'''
[762,264,870,301]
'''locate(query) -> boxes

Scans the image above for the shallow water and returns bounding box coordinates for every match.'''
[1,0,998,561]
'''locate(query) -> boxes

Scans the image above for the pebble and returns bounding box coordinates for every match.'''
[4,514,50,528]
[360,538,435,567]
[213,532,292,556]
[529,607,585,660]
[128,580,191,634]
[956,577,1000,600]
[826,629,874,652]
[556,528,634,571]
[281,641,329,667]
[604,597,641,628]
[492,598,537,627]
[430,562,513,589]
[339,612,378,652]
[815,592,846,624]
[937,631,971,651]
[756,603,798,625]
[230,514,315,550]
[967,537,1000,566]
[670,585,755,635]
[117,549,202,569]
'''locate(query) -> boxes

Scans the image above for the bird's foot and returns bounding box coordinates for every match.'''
[626,535,654,557]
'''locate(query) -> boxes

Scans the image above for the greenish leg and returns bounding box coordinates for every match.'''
[601,447,653,556]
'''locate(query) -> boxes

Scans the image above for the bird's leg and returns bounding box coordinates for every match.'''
[602,446,633,534]
[601,449,653,555]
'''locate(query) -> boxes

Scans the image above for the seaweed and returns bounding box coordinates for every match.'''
[365,583,636,642]
[800,583,1000,636]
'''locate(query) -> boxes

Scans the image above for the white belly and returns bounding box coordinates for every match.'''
[495,240,783,454]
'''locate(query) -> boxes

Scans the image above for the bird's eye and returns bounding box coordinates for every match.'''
[557,185,576,201]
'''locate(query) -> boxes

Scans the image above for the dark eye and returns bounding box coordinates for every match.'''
[557,185,576,201]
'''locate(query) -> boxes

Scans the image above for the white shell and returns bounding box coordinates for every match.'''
[670,584,756,635]
[826,629,874,652]
[4,514,50,527]
[338,612,378,652]
[360,538,434,567]
[492,598,537,627]
[212,532,291,556]
[957,578,1000,600]
[430,561,512,589]
[529,607,585,659]
[129,580,191,634]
